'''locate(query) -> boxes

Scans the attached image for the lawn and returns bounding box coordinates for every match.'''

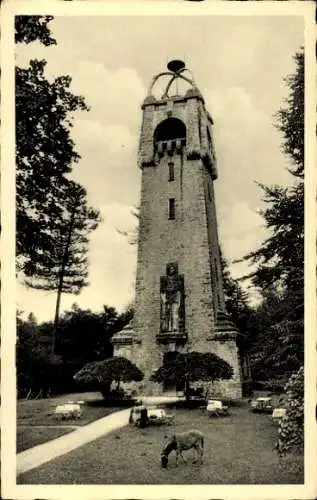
[17,391,121,427]
[18,403,304,484]
[17,391,125,452]
[17,426,75,453]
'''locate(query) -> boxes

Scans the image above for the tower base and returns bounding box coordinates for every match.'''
[112,322,249,400]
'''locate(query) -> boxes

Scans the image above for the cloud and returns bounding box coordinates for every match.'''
[217,201,268,305]
[17,203,138,322]
[73,119,136,158]
[15,16,303,320]
[62,65,143,209]
[205,85,271,164]
[99,202,137,230]
[69,118,140,209]
[67,61,145,133]
[206,84,291,214]
[17,46,145,132]
[219,200,268,254]
[218,201,264,237]
[205,86,267,128]
[80,203,137,313]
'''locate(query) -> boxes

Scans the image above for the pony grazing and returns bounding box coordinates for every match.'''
[161,430,204,468]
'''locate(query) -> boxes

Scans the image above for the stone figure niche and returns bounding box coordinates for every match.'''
[160,263,185,333]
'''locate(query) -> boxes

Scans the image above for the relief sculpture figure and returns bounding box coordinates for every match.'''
[160,290,168,331]
[160,263,184,332]
[170,289,181,331]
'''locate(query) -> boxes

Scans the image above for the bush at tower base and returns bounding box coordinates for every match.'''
[275,366,304,455]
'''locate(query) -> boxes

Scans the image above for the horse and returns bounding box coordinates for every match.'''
[161,430,204,468]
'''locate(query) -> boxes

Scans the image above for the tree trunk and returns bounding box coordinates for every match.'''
[184,379,191,401]
[53,286,62,354]
[204,383,210,401]
[52,203,78,354]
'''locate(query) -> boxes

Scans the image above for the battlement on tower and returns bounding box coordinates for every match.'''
[138,61,217,178]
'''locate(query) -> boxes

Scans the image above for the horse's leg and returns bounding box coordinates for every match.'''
[175,449,179,467]
[199,445,204,464]
[192,445,198,464]
[195,444,204,464]
[180,451,187,464]
[193,445,203,464]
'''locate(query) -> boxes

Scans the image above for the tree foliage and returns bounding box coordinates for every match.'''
[249,317,303,382]
[23,180,101,343]
[16,304,129,398]
[17,311,63,398]
[239,49,304,295]
[117,205,140,246]
[73,357,144,391]
[220,250,258,339]
[55,304,123,362]
[151,351,233,398]
[276,366,304,455]
[239,50,305,292]
[275,50,304,178]
[15,16,92,280]
[15,16,56,46]
[23,181,100,291]
[240,182,304,297]
[236,49,304,384]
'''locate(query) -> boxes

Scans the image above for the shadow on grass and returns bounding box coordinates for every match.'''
[163,397,248,410]
[86,398,137,408]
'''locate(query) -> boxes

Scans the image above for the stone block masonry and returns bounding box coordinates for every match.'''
[112,63,248,399]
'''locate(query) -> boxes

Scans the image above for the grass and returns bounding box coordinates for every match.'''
[17,391,125,452]
[17,391,121,427]
[18,402,304,484]
[17,426,75,453]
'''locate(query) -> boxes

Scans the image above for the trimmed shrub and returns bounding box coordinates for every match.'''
[74,357,144,397]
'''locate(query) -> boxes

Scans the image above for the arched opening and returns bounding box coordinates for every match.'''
[154,118,186,143]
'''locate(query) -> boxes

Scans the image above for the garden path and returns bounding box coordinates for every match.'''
[17,396,182,476]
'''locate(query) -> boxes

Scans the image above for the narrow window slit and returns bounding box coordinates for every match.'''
[168,162,174,182]
[169,198,175,220]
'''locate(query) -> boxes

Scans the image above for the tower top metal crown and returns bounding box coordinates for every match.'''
[147,59,196,100]
[167,59,186,73]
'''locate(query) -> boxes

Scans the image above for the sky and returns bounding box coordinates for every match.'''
[16,13,304,322]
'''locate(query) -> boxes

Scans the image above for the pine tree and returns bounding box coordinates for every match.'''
[23,181,101,352]
[220,250,257,337]
[238,49,304,383]
[239,49,304,300]
[275,50,304,179]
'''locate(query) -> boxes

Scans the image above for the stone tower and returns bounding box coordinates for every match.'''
[112,60,250,399]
